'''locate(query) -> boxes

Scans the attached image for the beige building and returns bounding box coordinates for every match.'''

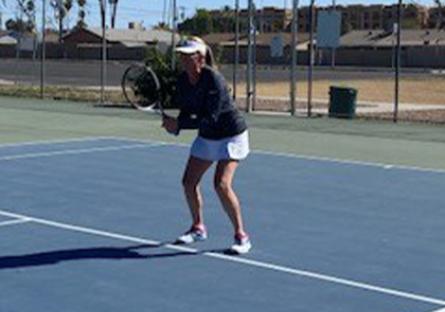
[206,4,430,34]
[209,7,293,33]
[292,4,429,33]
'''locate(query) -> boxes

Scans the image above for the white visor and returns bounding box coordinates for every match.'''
[175,40,207,56]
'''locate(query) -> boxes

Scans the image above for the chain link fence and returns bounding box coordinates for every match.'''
[1,0,445,123]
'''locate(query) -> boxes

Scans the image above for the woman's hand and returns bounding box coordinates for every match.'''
[162,116,178,134]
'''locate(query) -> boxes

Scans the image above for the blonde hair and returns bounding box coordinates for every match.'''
[189,36,216,68]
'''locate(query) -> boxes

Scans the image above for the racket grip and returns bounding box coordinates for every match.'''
[162,113,173,119]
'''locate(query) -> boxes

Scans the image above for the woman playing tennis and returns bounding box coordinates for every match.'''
[162,37,251,254]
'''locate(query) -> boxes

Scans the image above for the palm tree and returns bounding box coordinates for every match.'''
[0,0,7,30]
[108,0,118,28]
[16,0,36,31]
[76,0,86,28]
[50,0,73,42]
[434,0,444,29]
[99,0,105,29]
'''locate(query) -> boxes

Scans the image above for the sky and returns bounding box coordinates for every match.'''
[0,0,438,31]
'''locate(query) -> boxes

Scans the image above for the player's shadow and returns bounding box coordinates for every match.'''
[0,243,203,270]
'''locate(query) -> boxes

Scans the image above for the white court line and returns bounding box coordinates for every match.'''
[1,136,444,174]
[0,208,444,307]
[431,308,445,312]
[0,143,166,162]
[252,149,445,174]
[0,137,114,148]
[113,136,445,175]
[0,218,31,227]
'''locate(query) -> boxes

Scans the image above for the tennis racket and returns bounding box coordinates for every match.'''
[121,64,166,116]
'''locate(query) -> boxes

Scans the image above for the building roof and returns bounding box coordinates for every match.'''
[0,35,17,45]
[85,27,179,44]
[376,29,445,46]
[339,30,387,47]
[339,29,445,48]
[202,33,238,45]
[254,33,310,46]
[203,32,310,47]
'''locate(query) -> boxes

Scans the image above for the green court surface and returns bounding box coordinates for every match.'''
[1,95,445,171]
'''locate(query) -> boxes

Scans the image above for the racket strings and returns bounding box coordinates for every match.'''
[122,65,162,110]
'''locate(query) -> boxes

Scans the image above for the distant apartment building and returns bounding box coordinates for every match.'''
[336,4,428,31]
[209,7,293,33]
[291,4,429,32]
[241,7,293,33]
[206,3,430,34]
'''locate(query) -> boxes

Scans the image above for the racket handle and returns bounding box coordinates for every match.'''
[162,113,173,119]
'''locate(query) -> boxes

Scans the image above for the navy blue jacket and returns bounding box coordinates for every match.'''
[174,66,247,140]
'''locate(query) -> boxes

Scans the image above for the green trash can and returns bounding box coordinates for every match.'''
[329,86,357,119]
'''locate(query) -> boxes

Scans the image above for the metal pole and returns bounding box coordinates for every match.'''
[252,16,257,111]
[100,0,107,104]
[40,0,46,99]
[15,9,22,86]
[307,0,315,117]
[394,0,402,123]
[246,0,254,113]
[233,0,239,100]
[171,0,177,71]
[290,0,299,116]
[331,0,336,69]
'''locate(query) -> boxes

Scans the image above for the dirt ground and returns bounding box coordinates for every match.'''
[236,77,445,105]
[235,95,445,124]
[2,75,445,124]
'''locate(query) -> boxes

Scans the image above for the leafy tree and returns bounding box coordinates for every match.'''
[178,8,213,35]
[143,47,180,109]
[154,21,170,30]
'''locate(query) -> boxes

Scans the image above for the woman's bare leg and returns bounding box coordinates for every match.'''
[182,156,213,227]
[214,160,247,236]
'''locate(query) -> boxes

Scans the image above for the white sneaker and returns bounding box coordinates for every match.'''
[176,226,207,244]
[229,234,252,255]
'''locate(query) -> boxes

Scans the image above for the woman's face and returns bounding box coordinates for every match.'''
[180,52,205,75]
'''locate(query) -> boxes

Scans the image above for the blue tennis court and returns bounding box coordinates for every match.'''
[0,137,444,312]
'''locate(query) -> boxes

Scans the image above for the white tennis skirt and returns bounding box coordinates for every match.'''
[190,130,250,161]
